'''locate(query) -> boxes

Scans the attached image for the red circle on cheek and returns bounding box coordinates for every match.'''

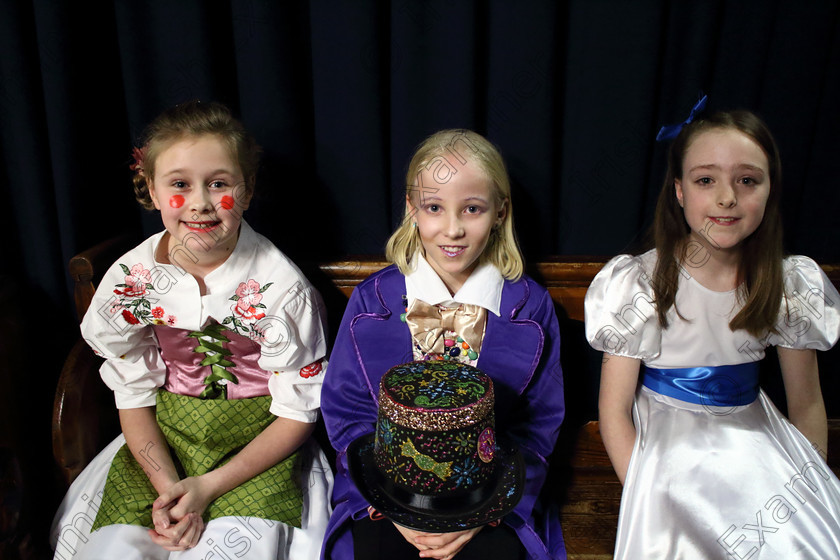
[220,195,235,210]
[169,195,184,208]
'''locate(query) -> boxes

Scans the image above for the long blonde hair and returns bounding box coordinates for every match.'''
[385,129,524,281]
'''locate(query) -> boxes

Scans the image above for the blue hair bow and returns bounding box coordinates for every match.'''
[655,93,708,142]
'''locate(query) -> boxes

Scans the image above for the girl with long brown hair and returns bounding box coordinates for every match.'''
[586,102,840,558]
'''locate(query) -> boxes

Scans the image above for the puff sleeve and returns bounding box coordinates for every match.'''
[770,255,840,350]
[80,260,167,409]
[262,280,329,423]
[584,253,661,360]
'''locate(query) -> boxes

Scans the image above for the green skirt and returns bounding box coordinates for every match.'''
[91,390,303,530]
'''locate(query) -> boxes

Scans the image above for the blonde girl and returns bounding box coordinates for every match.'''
[322,130,566,560]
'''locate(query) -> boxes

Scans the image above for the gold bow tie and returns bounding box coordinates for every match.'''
[404,299,486,357]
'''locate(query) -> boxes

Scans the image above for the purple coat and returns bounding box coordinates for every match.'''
[321,265,566,560]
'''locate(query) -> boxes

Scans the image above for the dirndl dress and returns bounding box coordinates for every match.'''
[50,224,334,559]
[50,324,334,560]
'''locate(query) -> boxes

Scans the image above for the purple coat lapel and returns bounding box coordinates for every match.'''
[349,270,413,404]
[478,279,543,401]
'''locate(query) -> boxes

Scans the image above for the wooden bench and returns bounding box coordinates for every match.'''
[52,245,840,559]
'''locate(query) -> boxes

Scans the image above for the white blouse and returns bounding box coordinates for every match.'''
[80,221,328,423]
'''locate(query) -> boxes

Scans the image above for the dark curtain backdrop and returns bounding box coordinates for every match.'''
[3,0,839,319]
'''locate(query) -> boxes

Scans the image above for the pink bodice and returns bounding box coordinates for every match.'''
[153,325,271,399]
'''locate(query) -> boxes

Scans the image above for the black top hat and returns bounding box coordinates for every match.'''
[347,361,524,532]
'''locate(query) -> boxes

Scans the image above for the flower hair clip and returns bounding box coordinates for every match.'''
[129,146,147,175]
[656,93,708,142]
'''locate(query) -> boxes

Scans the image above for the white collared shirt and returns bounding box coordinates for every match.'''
[405,254,504,316]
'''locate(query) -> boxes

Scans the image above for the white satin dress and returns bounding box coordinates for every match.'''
[585,250,840,559]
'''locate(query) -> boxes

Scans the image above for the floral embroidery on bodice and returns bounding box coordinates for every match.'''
[112,263,177,326]
[224,279,273,341]
[109,270,285,399]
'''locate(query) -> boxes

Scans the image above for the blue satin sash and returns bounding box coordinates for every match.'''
[642,363,759,406]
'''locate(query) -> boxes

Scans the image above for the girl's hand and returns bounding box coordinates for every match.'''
[148,508,203,551]
[153,475,217,523]
[415,527,483,559]
[393,523,433,552]
[394,522,483,559]
[148,476,214,550]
